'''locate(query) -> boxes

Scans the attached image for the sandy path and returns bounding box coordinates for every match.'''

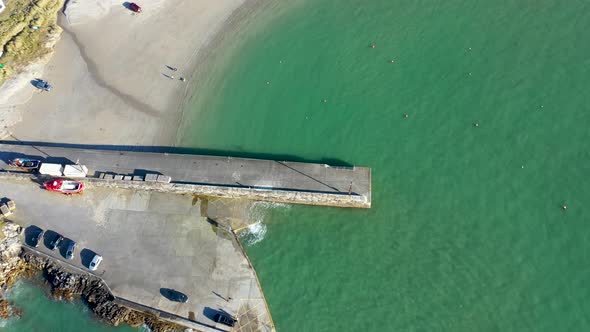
[2,0,249,146]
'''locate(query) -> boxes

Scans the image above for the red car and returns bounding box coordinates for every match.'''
[129,2,141,13]
[44,179,84,194]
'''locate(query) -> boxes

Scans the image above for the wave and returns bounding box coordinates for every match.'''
[239,220,268,246]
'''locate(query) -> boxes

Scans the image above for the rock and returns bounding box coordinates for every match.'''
[0,220,24,288]
[1,226,184,331]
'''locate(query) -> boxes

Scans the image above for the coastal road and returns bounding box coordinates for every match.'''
[2,177,273,332]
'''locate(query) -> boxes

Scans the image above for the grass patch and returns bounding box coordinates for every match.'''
[0,0,63,86]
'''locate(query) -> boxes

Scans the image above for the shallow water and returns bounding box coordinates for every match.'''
[1,280,138,332]
[181,0,590,331]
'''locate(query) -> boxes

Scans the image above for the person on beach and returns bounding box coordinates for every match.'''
[180,77,186,82]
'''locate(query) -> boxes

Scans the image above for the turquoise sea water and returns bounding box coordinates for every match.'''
[1,280,138,332]
[181,0,590,331]
[3,1,590,331]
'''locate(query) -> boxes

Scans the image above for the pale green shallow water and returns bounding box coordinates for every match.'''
[3,1,590,331]
[1,280,138,332]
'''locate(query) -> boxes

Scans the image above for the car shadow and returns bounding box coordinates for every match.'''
[24,225,43,246]
[203,306,220,321]
[160,288,173,300]
[59,238,73,259]
[43,229,60,249]
[80,248,97,268]
[160,288,188,302]
[30,79,41,88]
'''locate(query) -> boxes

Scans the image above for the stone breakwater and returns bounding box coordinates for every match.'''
[0,221,187,331]
[20,252,187,331]
[0,172,371,208]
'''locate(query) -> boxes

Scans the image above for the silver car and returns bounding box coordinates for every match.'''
[89,254,103,271]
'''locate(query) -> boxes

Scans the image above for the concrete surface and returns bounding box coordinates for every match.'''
[3,177,274,332]
[0,142,372,207]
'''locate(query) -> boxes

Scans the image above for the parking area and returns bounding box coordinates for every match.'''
[2,176,273,332]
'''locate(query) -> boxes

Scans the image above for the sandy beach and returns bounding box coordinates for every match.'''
[0,0,253,146]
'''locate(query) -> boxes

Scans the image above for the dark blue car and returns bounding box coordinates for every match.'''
[214,313,237,327]
[34,79,53,91]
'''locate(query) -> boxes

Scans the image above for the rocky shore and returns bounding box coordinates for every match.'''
[0,220,28,319]
[0,220,187,331]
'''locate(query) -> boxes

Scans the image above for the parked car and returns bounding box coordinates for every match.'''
[129,2,141,13]
[48,233,63,251]
[214,313,237,327]
[8,158,41,172]
[165,289,189,303]
[32,229,44,248]
[34,79,53,91]
[44,179,84,194]
[89,254,102,271]
[65,241,76,260]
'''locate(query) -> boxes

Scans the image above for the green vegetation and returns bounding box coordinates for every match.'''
[0,0,63,86]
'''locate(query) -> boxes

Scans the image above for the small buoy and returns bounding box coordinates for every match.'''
[403,114,409,118]
[266,81,270,85]
[473,122,479,127]
[370,44,376,49]
[562,205,567,210]
[323,99,327,103]
[390,59,395,64]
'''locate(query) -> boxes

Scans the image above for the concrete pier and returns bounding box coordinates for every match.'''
[0,142,372,208]
[5,177,275,331]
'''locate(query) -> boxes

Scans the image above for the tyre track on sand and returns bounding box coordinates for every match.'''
[57,14,162,118]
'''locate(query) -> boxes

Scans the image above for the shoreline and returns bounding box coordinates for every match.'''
[0,1,280,331]
[0,228,187,331]
[0,0,260,147]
